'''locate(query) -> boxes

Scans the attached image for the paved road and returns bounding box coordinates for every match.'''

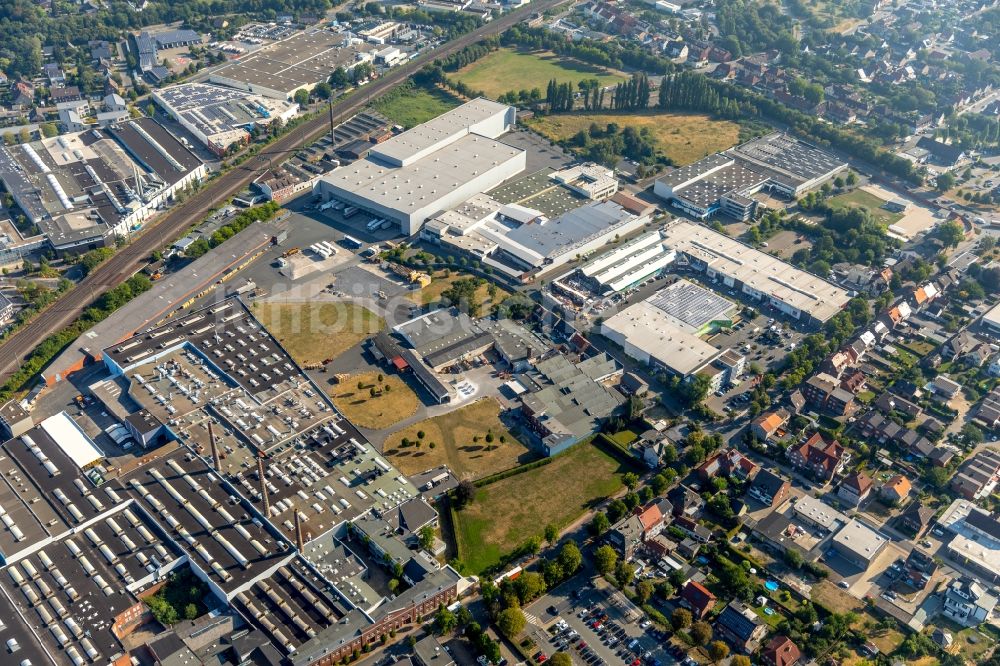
[0,0,566,384]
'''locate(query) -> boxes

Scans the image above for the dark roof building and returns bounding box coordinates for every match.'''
[715,601,767,653]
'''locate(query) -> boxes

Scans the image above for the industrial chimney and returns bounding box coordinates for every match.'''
[257,452,270,516]
[208,421,221,472]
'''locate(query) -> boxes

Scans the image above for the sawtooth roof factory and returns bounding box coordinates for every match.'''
[315,98,526,235]
[210,29,375,100]
[654,132,847,220]
[0,118,205,253]
[153,83,300,156]
[0,296,476,665]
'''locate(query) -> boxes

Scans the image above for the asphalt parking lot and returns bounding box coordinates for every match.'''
[526,580,675,666]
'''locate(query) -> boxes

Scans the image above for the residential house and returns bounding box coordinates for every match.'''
[715,601,767,653]
[679,581,716,619]
[10,81,33,109]
[696,448,759,482]
[788,390,806,414]
[788,433,848,482]
[838,471,873,507]
[967,343,994,368]
[840,369,867,395]
[881,475,911,504]
[822,351,853,378]
[898,502,935,538]
[916,136,965,166]
[667,485,703,518]
[634,429,672,469]
[673,516,712,543]
[874,391,922,419]
[943,577,998,627]
[762,636,801,666]
[751,409,790,442]
[607,499,671,559]
[926,375,962,405]
[975,387,1000,429]
[944,331,982,360]
[803,373,856,416]
[951,448,1000,500]
[747,470,790,508]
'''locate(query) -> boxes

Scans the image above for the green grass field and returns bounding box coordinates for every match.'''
[453,440,633,573]
[453,49,626,99]
[371,85,461,128]
[826,189,903,226]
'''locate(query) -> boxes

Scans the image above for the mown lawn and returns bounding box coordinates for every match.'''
[453,440,633,573]
[526,111,741,166]
[253,302,384,365]
[371,85,461,128]
[453,48,626,99]
[384,398,533,479]
[328,371,421,429]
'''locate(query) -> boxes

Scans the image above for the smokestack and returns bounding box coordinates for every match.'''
[208,421,221,472]
[294,510,305,551]
[257,452,270,516]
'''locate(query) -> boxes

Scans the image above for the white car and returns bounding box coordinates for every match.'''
[639,620,651,629]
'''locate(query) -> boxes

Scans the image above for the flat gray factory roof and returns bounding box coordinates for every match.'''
[212,30,373,93]
[504,200,636,260]
[673,162,769,209]
[601,300,722,376]
[371,97,509,165]
[106,298,301,399]
[661,220,850,322]
[646,279,735,331]
[2,424,108,532]
[393,309,475,350]
[106,118,202,185]
[321,133,523,215]
[0,586,54,666]
[728,132,846,188]
[657,153,732,189]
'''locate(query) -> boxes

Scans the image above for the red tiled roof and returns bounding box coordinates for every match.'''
[763,636,801,666]
[681,581,716,616]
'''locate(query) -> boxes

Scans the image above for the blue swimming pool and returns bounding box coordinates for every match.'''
[764,580,779,591]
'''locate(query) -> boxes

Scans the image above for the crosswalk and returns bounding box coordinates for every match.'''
[524,610,543,627]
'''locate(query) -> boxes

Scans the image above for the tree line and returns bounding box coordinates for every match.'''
[656,71,922,184]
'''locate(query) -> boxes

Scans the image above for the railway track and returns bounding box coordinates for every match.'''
[0,0,564,384]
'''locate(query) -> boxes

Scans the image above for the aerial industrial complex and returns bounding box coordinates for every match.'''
[315,98,525,235]
[153,84,300,156]
[0,298,472,666]
[210,29,376,100]
[0,118,206,252]
[654,133,847,220]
